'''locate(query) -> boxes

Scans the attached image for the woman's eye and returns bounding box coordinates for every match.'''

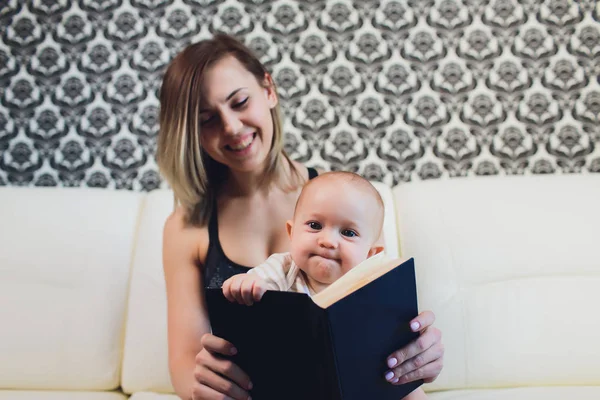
[308,222,322,230]
[233,97,249,108]
[341,229,357,238]
[200,115,215,126]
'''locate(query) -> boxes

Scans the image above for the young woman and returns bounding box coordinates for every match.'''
[157,34,444,400]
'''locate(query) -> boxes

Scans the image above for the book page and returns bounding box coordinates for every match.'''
[312,254,406,309]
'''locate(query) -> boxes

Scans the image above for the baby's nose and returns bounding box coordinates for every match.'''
[318,231,338,248]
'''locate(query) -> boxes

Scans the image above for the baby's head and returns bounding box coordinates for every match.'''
[286,171,385,292]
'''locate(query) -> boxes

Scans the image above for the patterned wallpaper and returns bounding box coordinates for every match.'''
[1,0,599,190]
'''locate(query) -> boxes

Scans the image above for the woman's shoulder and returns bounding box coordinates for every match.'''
[287,160,326,181]
[163,205,210,265]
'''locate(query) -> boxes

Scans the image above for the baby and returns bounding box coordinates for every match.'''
[223,171,385,304]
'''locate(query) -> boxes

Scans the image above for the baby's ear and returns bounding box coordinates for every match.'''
[367,244,384,258]
[286,220,294,239]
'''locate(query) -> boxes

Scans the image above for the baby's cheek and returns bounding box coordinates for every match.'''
[289,245,306,267]
[349,247,369,267]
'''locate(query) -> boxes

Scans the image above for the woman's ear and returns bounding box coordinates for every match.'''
[286,220,294,240]
[263,73,278,108]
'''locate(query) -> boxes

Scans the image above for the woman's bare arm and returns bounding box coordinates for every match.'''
[163,209,208,398]
[163,208,252,400]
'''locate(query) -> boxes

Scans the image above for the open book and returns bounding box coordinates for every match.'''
[205,256,421,400]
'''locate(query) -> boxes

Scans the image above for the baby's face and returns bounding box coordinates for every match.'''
[287,181,381,292]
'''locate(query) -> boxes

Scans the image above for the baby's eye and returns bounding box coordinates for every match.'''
[308,221,322,230]
[341,229,357,238]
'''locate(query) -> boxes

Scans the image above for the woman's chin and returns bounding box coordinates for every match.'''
[224,151,270,173]
[227,158,269,175]
[226,150,273,174]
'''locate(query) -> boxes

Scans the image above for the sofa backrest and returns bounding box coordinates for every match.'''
[393,175,600,390]
[120,182,400,393]
[0,187,143,390]
[120,189,174,394]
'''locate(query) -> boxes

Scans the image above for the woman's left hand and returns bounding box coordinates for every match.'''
[384,310,444,385]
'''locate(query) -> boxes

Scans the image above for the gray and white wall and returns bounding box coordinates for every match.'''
[1,0,599,190]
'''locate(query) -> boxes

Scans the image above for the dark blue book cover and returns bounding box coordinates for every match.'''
[205,257,421,400]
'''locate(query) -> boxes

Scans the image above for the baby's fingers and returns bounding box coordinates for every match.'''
[240,279,256,306]
[252,282,267,302]
[227,276,246,304]
[222,278,235,303]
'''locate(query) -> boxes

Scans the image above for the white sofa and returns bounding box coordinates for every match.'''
[1,174,599,400]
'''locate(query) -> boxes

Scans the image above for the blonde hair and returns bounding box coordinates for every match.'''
[157,35,299,226]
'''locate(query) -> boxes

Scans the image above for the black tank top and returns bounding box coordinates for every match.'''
[203,167,319,288]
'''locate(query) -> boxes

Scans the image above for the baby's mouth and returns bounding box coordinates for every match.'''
[226,132,256,151]
[312,254,340,263]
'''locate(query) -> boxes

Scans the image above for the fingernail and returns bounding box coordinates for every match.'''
[387,357,398,368]
[248,382,253,390]
[230,347,237,355]
[392,377,399,384]
[385,371,395,381]
[410,321,420,331]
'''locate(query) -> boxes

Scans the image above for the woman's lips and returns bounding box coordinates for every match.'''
[226,132,256,152]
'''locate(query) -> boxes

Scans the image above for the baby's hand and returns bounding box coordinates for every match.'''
[222,274,269,306]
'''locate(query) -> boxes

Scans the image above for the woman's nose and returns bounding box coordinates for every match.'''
[221,110,243,136]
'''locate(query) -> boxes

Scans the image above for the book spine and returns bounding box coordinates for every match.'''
[326,312,345,400]
[309,305,343,400]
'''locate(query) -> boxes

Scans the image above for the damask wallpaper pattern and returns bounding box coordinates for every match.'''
[1,0,599,190]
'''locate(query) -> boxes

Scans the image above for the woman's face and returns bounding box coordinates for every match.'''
[198,55,278,174]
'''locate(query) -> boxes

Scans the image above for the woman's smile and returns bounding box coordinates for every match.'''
[225,132,257,156]
[225,132,256,152]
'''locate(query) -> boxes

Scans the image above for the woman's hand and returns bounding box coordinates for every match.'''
[384,310,444,385]
[192,333,252,400]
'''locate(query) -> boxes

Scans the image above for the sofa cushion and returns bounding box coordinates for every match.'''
[393,175,600,391]
[428,386,600,400]
[0,188,143,390]
[121,190,174,394]
[128,393,179,400]
[0,391,127,400]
